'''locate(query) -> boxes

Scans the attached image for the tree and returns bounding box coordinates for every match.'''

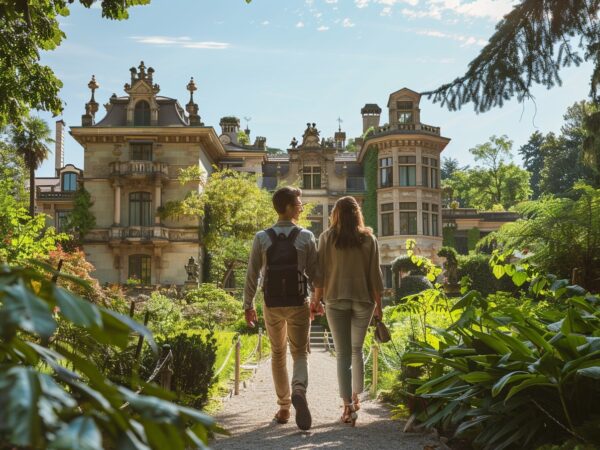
[440,156,465,180]
[518,131,547,199]
[481,182,600,292]
[0,170,64,265]
[0,0,151,128]
[424,1,600,112]
[445,136,531,210]
[540,101,599,195]
[6,117,53,216]
[66,187,96,245]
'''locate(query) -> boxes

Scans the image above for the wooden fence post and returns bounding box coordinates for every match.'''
[258,327,263,362]
[371,343,379,397]
[234,335,241,395]
[159,344,173,390]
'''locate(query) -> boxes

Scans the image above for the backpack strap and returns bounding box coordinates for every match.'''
[265,228,278,245]
[287,227,301,244]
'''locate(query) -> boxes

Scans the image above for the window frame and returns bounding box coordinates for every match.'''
[129,254,152,285]
[399,202,417,235]
[302,166,322,189]
[134,100,151,126]
[130,142,153,161]
[129,191,153,226]
[61,172,77,191]
[399,156,416,187]
[380,203,394,236]
[378,157,393,188]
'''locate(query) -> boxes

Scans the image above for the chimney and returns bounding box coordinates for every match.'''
[361,104,382,134]
[55,120,65,175]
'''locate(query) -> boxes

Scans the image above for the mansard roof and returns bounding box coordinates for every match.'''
[94,95,189,127]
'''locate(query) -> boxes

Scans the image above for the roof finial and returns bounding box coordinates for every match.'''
[186,77,197,103]
[337,116,343,132]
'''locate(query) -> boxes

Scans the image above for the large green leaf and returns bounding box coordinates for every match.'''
[49,416,102,450]
[53,286,101,328]
[577,366,600,379]
[0,280,56,339]
[460,371,495,384]
[506,375,555,400]
[491,371,530,397]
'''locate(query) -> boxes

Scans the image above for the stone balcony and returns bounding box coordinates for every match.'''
[109,160,169,181]
[85,226,198,244]
[370,122,441,137]
[37,187,76,201]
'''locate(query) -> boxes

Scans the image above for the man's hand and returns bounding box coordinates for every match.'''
[310,299,325,321]
[245,308,258,328]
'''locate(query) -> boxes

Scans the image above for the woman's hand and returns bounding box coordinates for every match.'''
[373,303,383,321]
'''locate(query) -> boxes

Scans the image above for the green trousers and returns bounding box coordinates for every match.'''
[326,300,375,402]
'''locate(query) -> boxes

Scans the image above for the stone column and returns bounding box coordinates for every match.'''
[113,183,121,226]
[154,182,162,225]
[322,199,329,230]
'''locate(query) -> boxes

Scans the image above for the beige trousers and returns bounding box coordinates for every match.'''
[263,302,310,410]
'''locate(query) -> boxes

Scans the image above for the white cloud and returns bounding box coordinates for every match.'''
[380,6,392,15]
[262,20,270,25]
[379,0,419,5]
[325,0,338,3]
[342,18,355,27]
[130,36,230,49]
[317,25,330,31]
[296,21,305,28]
[401,6,442,19]
[428,0,515,21]
[355,0,369,8]
[415,29,487,46]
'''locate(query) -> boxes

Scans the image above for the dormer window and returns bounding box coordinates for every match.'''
[303,166,321,189]
[134,100,151,126]
[397,101,414,124]
[61,172,77,191]
[131,143,153,161]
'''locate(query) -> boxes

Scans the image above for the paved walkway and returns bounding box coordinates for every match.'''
[212,349,438,450]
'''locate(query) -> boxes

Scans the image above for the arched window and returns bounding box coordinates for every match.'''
[129,192,152,226]
[61,172,77,191]
[129,254,151,285]
[134,100,151,126]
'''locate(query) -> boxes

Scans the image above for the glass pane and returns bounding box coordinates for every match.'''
[380,203,393,212]
[408,166,416,186]
[303,174,311,189]
[432,214,439,236]
[313,174,321,189]
[422,212,429,236]
[408,212,417,234]
[422,166,429,186]
[381,213,393,236]
[62,173,77,191]
[399,202,416,210]
[134,101,151,126]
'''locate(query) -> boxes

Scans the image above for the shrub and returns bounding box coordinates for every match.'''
[402,267,600,449]
[0,264,218,449]
[392,255,426,276]
[142,332,217,409]
[457,253,519,296]
[184,284,241,329]
[395,275,433,301]
[467,226,481,251]
[142,292,186,336]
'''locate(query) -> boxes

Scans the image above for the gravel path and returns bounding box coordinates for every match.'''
[212,349,438,450]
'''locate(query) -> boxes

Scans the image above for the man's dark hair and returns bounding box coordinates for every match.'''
[272,186,302,214]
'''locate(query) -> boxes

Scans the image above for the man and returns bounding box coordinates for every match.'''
[244,186,320,431]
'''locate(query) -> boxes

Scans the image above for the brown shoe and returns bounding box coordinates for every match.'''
[291,389,312,431]
[274,409,290,424]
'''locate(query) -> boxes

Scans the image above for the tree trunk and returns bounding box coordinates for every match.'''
[29,164,35,217]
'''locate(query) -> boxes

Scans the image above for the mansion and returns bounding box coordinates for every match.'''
[36,62,515,287]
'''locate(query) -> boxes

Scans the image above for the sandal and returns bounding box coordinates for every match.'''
[341,403,358,427]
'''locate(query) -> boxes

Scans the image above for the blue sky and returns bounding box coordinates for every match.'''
[37,0,592,177]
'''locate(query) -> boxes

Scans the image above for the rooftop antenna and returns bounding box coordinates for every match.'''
[337,116,343,132]
[244,116,252,129]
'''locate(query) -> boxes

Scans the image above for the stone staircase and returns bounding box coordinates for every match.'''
[310,323,334,352]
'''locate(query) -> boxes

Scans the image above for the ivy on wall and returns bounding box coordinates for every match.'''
[363,146,378,233]
[467,227,481,252]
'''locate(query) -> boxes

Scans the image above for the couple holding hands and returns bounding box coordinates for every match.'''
[243,186,384,430]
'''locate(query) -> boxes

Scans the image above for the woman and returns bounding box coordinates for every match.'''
[312,196,384,426]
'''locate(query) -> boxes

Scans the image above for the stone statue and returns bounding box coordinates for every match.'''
[184,256,199,282]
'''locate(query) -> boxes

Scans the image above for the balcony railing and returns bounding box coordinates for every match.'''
[85,227,199,243]
[370,122,441,137]
[36,187,76,200]
[109,161,169,178]
[110,226,169,240]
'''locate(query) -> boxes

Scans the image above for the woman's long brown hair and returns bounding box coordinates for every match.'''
[328,196,373,249]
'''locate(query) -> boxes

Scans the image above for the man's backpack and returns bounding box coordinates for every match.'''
[263,227,308,307]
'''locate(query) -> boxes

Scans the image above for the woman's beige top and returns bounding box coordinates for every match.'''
[317,229,384,304]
